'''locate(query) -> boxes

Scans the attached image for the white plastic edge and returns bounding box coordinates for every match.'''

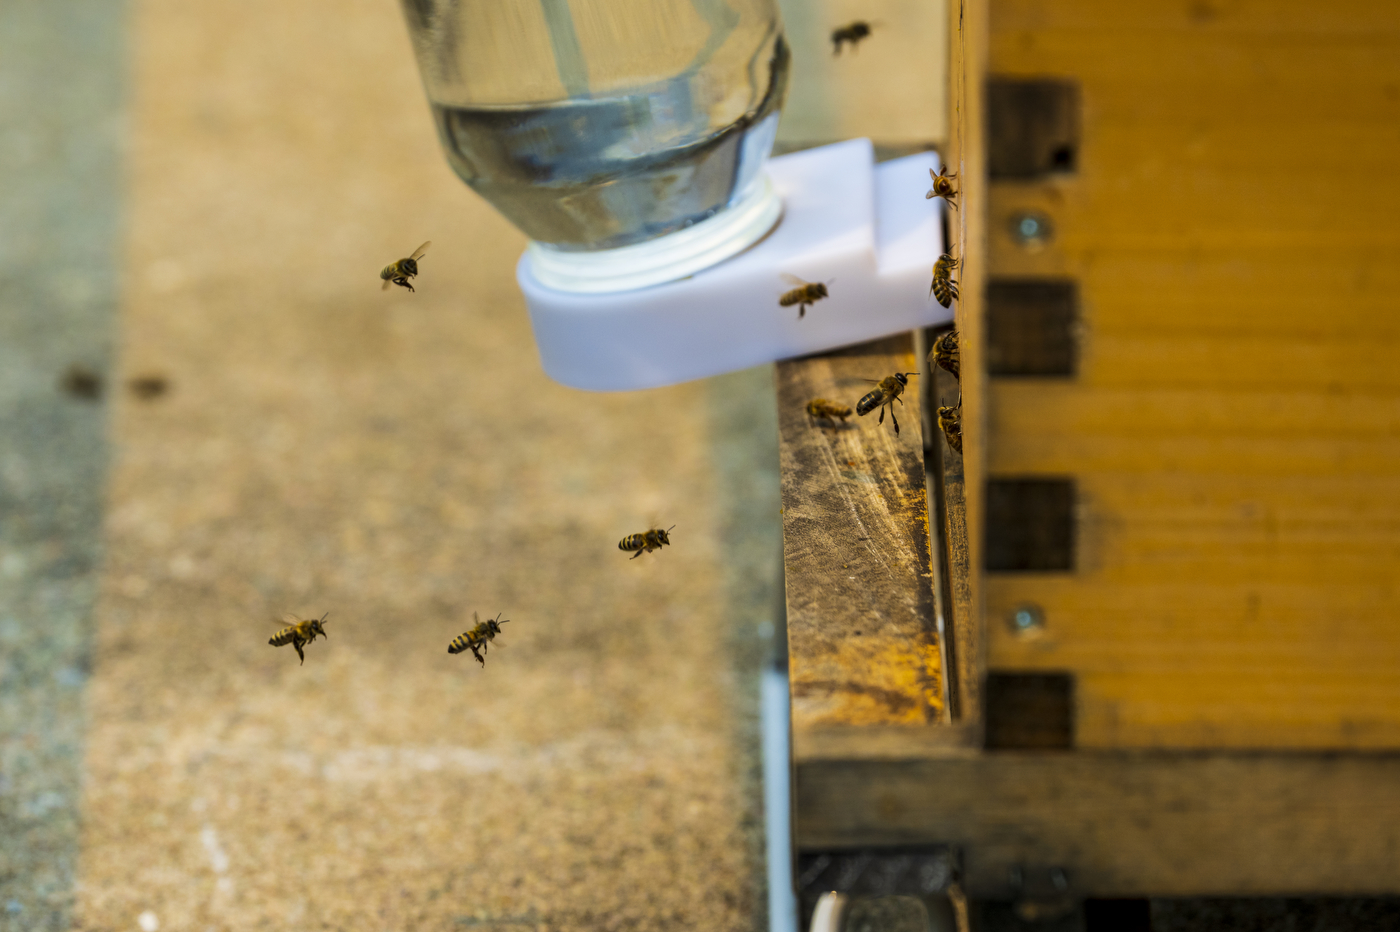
[524,174,782,294]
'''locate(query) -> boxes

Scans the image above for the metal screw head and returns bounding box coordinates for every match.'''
[1009,211,1053,250]
[1009,604,1045,634]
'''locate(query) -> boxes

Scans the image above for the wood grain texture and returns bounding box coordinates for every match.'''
[777,335,947,757]
[796,752,1400,896]
[982,0,1400,748]
[945,0,990,730]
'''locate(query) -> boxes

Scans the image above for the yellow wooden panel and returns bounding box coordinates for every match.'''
[985,0,1400,747]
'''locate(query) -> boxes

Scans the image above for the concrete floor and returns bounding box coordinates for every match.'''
[2,0,787,929]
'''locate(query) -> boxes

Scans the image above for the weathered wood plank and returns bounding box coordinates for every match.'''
[777,335,948,756]
[796,752,1400,896]
[943,0,990,730]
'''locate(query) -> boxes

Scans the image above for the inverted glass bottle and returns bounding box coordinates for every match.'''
[400,0,789,256]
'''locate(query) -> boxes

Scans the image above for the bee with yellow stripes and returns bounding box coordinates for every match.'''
[268,612,329,665]
[448,612,509,667]
[619,525,675,560]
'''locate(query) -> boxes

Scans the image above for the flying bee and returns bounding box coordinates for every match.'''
[779,274,831,319]
[619,524,675,560]
[831,21,874,55]
[925,165,958,209]
[448,611,509,667]
[806,398,853,426]
[929,328,960,382]
[929,253,961,308]
[856,372,917,435]
[380,240,431,292]
[937,404,963,454]
[268,612,329,666]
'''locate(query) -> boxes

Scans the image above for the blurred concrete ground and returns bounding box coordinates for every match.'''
[0,0,949,928]
[0,1,125,929]
[1,0,788,929]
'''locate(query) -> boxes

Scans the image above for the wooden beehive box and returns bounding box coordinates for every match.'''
[786,0,1400,905]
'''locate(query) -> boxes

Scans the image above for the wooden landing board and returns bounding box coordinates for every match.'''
[777,335,957,758]
[796,751,1400,897]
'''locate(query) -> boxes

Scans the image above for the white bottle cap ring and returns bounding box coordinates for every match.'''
[524,174,782,294]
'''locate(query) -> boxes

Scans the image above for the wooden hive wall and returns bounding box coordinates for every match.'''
[982,0,1400,748]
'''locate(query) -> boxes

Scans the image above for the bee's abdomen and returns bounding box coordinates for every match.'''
[269,627,299,647]
[931,279,959,309]
[856,391,883,416]
[448,632,478,654]
[778,291,801,306]
[380,265,395,280]
[619,534,645,552]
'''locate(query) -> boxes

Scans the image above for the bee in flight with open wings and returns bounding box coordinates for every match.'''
[779,274,832,319]
[268,612,329,666]
[857,372,917,436]
[619,525,675,560]
[448,611,510,667]
[831,21,875,55]
[380,241,431,292]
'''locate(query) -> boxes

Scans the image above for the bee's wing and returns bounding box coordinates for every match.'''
[780,273,812,287]
[382,278,392,290]
[409,240,431,261]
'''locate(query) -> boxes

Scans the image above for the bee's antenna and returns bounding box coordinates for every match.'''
[666,525,677,532]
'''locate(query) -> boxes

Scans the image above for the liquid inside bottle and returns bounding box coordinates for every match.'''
[402,0,789,252]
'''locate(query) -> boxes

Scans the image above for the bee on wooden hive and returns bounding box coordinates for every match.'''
[806,398,853,426]
[619,525,675,560]
[830,21,874,55]
[937,404,963,454]
[856,372,917,435]
[925,165,958,209]
[779,274,831,319]
[929,329,960,382]
[448,611,510,667]
[268,612,329,666]
[929,253,961,308]
[380,241,430,292]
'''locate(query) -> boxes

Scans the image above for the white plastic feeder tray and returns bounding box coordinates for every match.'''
[517,138,950,392]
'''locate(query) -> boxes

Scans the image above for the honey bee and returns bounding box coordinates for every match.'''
[929,328,960,382]
[268,612,329,665]
[806,398,853,426]
[448,611,510,667]
[856,372,917,435]
[925,165,958,209]
[779,274,831,319]
[619,525,675,560]
[380,241,431,292]
[831,21,874,55]
[937,404,963,454]
[929,253,961,308]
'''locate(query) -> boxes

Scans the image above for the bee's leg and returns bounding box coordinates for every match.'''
[878,406,886,425]
[891,407,901,435]
[294,639,305,665]
[630,549,644,559]
[799,304,806,319]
